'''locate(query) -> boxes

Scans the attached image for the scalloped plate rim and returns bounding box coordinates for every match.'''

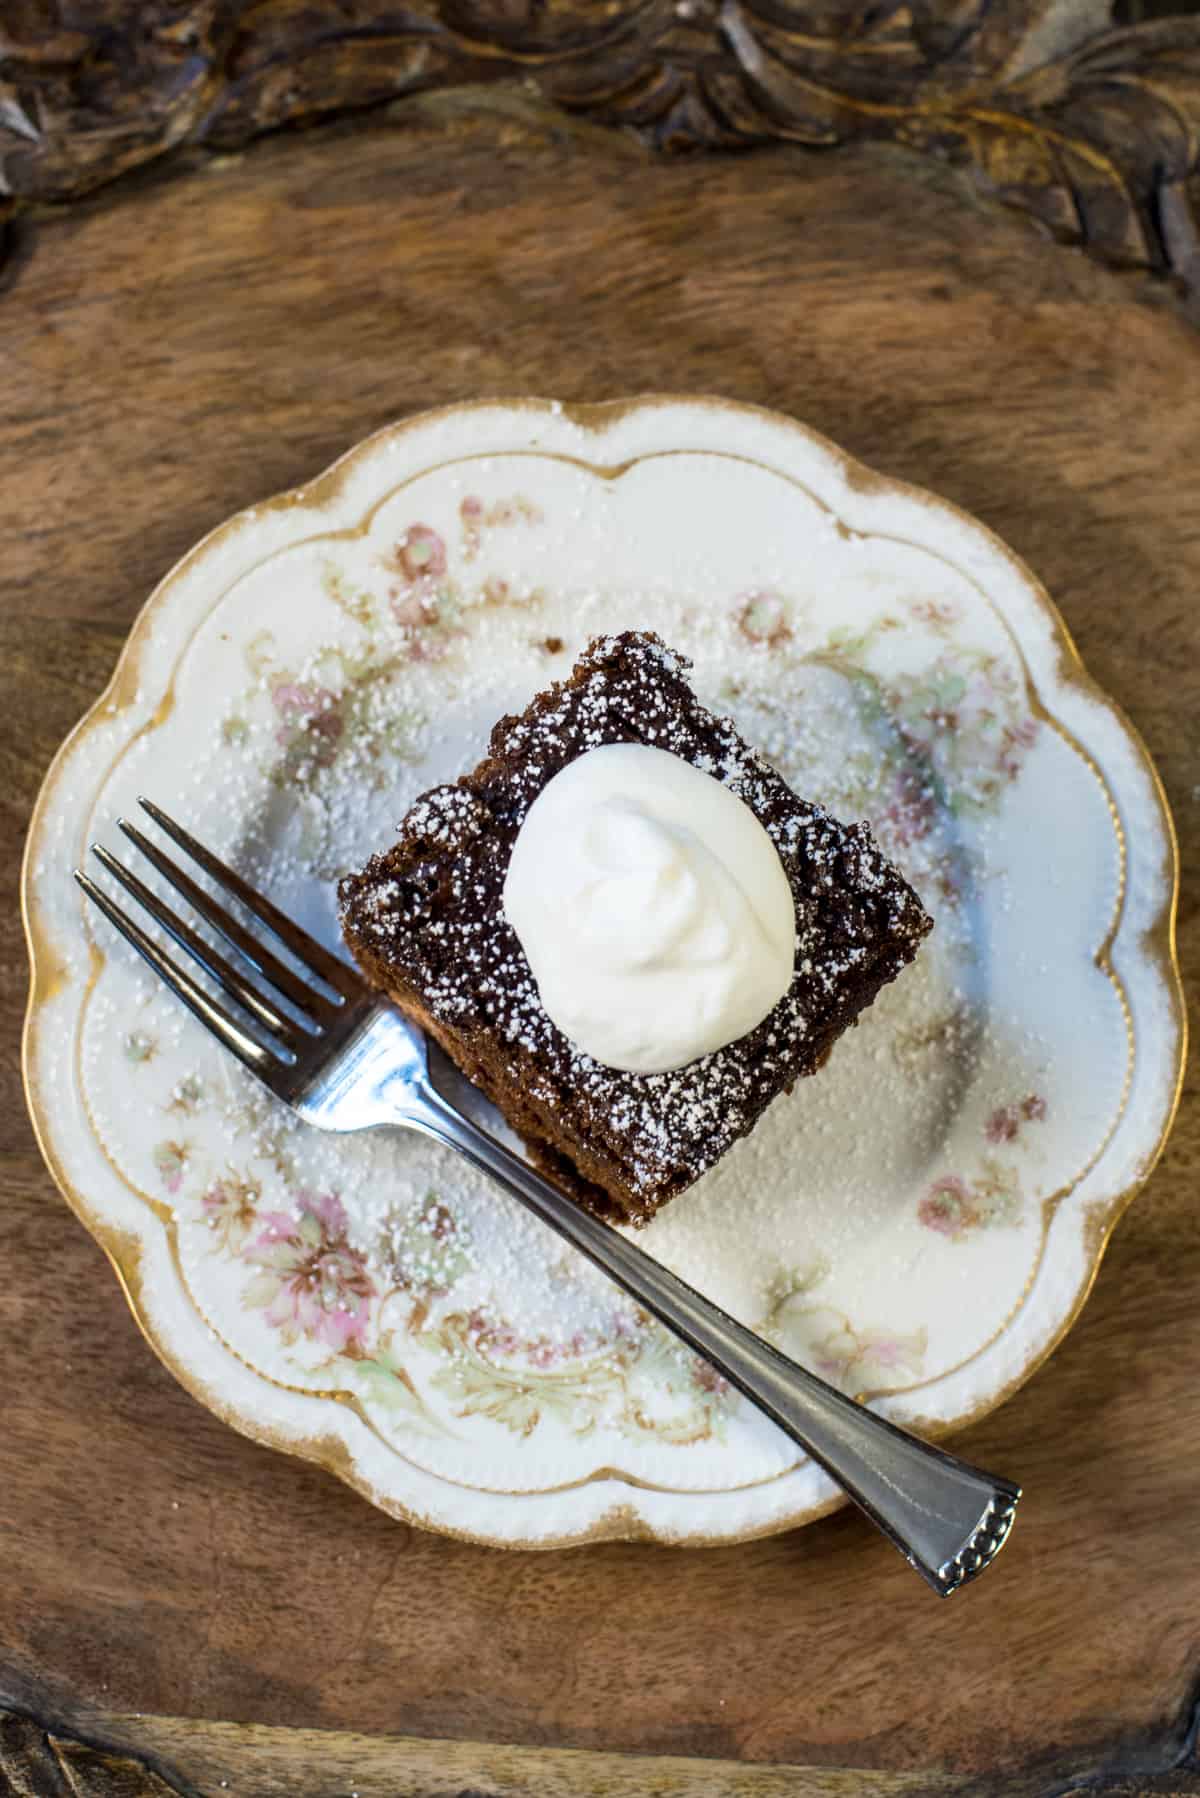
[21,394,1187,1548]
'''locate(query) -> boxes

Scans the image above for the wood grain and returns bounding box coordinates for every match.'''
[1,1704,1198,1797]
[3,2,1200,303]
[0,1704,959,1797]
[1,99,1199,1791]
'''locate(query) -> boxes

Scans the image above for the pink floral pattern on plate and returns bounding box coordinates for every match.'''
[242,1192,376,1352]
[918,1094,1048,1241]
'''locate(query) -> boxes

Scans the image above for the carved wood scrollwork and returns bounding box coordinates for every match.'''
[2,3,1199,294]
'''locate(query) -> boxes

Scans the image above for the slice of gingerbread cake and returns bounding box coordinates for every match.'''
[339,631,932,1224]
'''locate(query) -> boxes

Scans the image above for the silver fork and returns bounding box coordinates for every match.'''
[77,799,1020,1593]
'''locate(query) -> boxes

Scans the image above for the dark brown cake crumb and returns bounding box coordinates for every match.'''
[339,631,933,1224]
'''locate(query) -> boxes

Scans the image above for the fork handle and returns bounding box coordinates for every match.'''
[404,1084,1019,1593]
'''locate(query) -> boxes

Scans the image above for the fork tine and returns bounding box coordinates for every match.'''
[118,819,335,1024]
[75,872,293,1077]
[138,799,361,999]
[91,845,311,1050]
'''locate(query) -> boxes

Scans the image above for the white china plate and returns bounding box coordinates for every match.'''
[23,398,1184,1546]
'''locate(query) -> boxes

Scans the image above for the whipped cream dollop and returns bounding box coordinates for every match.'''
[502,743,796,1073]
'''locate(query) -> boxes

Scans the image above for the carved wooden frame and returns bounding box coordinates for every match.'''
[2,2,1200,301]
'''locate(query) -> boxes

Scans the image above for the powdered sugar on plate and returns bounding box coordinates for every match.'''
[67,442,1132,1499]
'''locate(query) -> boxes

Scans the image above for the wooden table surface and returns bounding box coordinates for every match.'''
[2,90,1198,1798]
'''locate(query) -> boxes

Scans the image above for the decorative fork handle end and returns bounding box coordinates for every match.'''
[930,1483,1021,1597]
